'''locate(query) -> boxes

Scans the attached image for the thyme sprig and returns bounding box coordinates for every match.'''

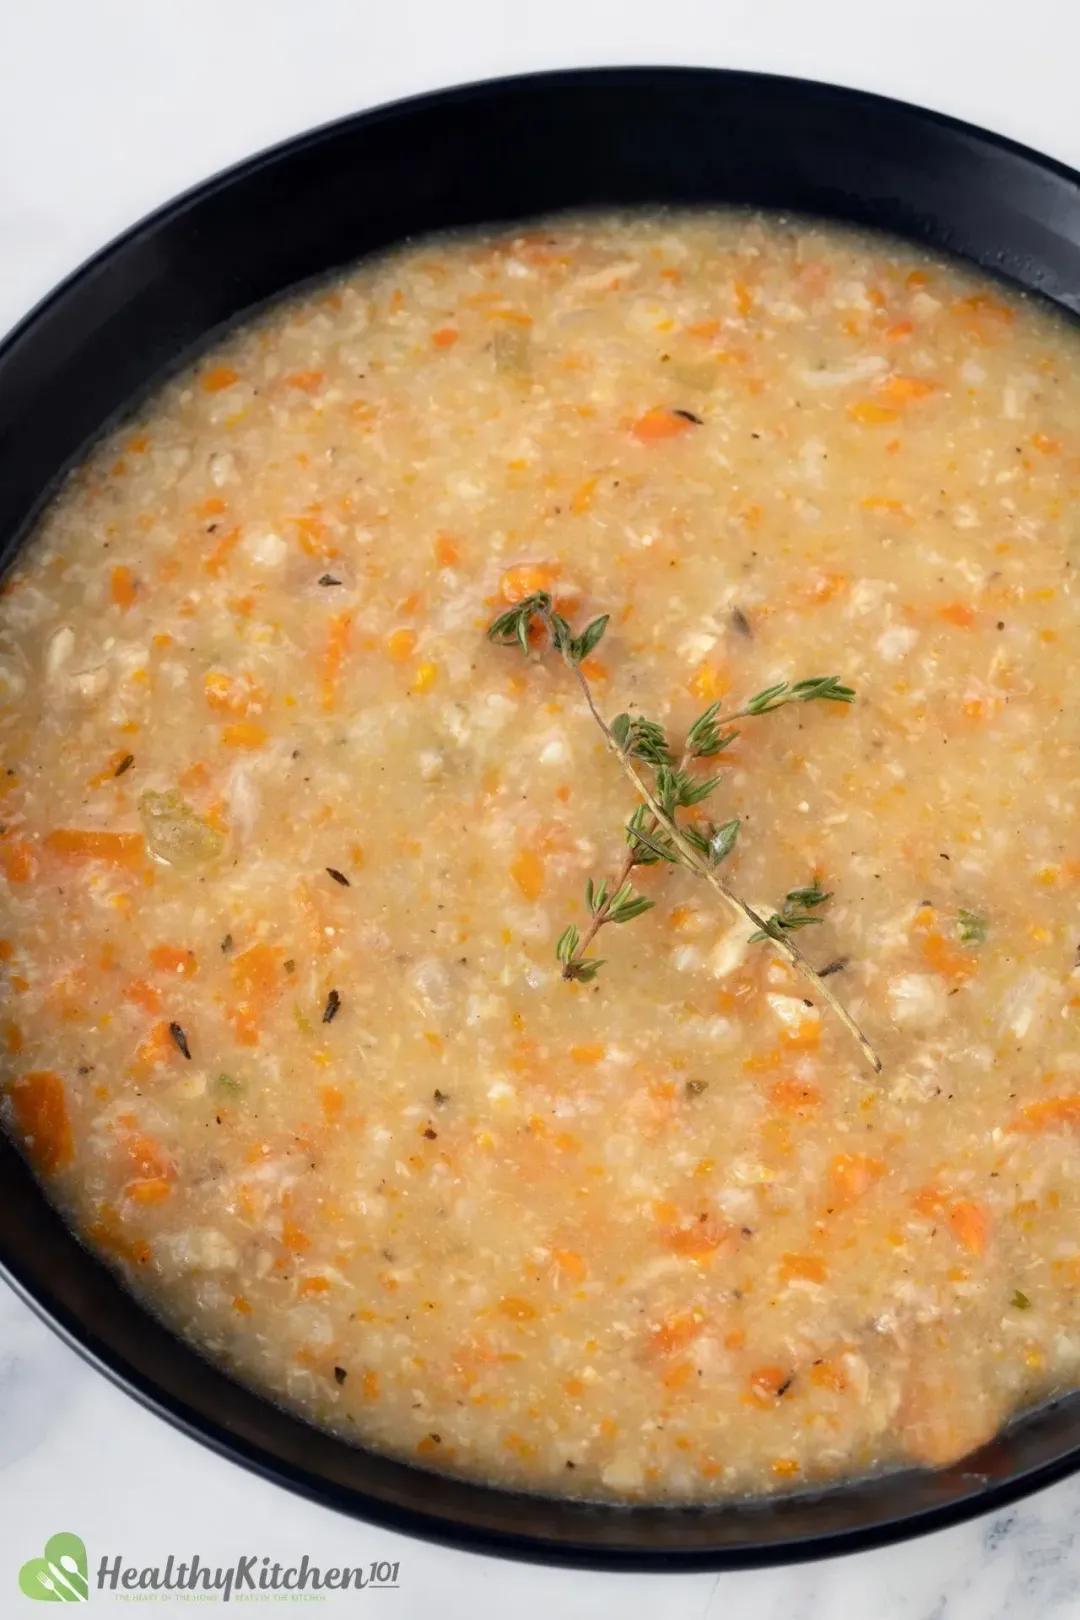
[748,881,833,943]
[487,591,881,1073]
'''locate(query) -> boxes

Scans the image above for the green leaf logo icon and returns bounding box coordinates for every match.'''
[19,1534,88,1603]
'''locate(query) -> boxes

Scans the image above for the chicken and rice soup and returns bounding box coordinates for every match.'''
[4,211,1080,1501]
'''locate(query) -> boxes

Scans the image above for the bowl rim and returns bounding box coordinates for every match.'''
[4,62,1080,1571]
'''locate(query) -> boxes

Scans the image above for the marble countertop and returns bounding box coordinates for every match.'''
[4,1,1080,1614]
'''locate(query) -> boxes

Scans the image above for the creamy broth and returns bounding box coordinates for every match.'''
[4,211,1080,1501]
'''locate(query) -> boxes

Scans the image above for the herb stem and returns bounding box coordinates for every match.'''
[540,605,881,1075]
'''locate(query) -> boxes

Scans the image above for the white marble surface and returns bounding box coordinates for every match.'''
[5,0,1080,1614]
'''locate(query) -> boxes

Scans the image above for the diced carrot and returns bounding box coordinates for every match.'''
[45,830,144,868]
[779,1253,828,1283]
[804,572,850,605]
[662,1359,696,1391]
[631,408,695,444]
[87,1204,151,1266]
[510,848,544,901]
[0,839,36,884]
[847,400,899,425]
[298,1276,332,1296]
[203,526,242,578]
[768,1078,822,1113]
[1031,431,1060,454]
[552,1248,587,1282]
[810,1358,848,1391]
[879,374,937,404]
[499,561,562,604]
[649,1313,703,1355]
[921,931,974,984]
[885,320,914,341]
[131,1020,183,1073]
[948,1199,990,1256]
[570,477,598,514]
[110,565,139,612]
[434,534,460,567]
[124,1176,172,1205]
[362,1369,379,1398]
[283,370,324,392]
[201,365,240,392]
[733,281,754,318]
[221,722,267,749]
[570,1043,606,1065]
[386,628,417,663]
[498,1296,538,1321]
[320,612,353,712]
[281,1218,310,1253]
[230,943,283,1046]
[1011,1095,1080,1133]
[320,1084,345,1121]
[686,662,729,702]
[828,1153,886,1209]
[124,1134,173,1181]
[8,1071,73,1172]
[938,602,976,628]
[432,327,459,348]
[912,1184,949,1218]
[687,319,720,340]
[149,945,198,977]
[747,1365,789,1401]
[233,1295,253,1315]
[124,979,161,1015]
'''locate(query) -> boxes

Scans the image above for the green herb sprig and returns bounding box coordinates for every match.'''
[487,592,881,1072]
[749,881,833,943]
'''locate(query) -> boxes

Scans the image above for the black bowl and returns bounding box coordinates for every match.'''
[3,66,1080,1570]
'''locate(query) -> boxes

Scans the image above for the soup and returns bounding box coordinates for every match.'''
[3,211,1080,1501]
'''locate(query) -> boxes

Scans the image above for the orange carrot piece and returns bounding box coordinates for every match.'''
[938,602,976,629]
[434,534,460,567]
[201,365,240,393]
[828,1153,886,1209]
[779,1253,828,1283]
[921,931,975,984]
[649,1313,703,1355]
[879,374,937,404]
[498,1296,538,1321]
[510,848,544,901]
[948,1199,990,1256]
[124,1176,172,1205]
[847,400,899,426]
[432,328,459,348]
[768,1078,822,1113]
[569,1043,606,1065]
[631,408,695,444]
[320,612,353,712]
[0,838,36,884]
[747,1365,790,1401]
[149,945,198,977]
[386,628,417,663]
[499,561,561,603]
[283,370,324,392]
[221,721,268,749]
[686,662,729,702]
[552,1248,587,1282]
[110,565,139,612]
[44,830,144,868]
[1012,1095,1080,1133]
[124,979,162,1015]
[8,1071,73,1172]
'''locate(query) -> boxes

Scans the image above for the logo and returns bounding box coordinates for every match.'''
[19,1534,89,1603]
